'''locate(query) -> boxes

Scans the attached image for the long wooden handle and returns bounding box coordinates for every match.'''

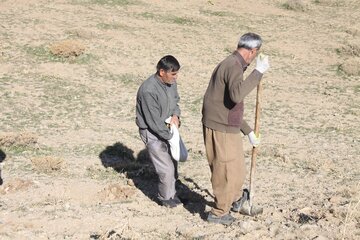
[249,81,262,207]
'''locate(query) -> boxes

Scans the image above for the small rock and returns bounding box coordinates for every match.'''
[269,225,279,237]
[312,235,328,240]
[300,223,320,230]
[64,203,70,210]
[175,223,197,238]
[265,218,272,226]
[127,179,135,186]
[299,207,312,215]
[328,196,342,204]
[270,210,283,222]
[239,220,260,235]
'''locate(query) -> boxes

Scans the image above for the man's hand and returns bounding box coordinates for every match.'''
[170,115,180,128]
[248,131,260,147]
[255,54,270,74]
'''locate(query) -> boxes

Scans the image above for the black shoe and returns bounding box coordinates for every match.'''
[175,179,187,191]
[237,200,263,216]
[232,189,249,212]
[207,212,235,226]
[175,180,190,205]
[231,189,263,216]
[160,196,182,208]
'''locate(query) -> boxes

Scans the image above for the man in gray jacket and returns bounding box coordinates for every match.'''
[202,33,270,225]
[136,55,184,208]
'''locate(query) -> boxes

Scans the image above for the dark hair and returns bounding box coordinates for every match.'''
[237,32,262,50]
[0,149,6,163]
[156,55,180,74]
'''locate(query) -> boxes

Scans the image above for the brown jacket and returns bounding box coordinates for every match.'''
[202,51,263,134]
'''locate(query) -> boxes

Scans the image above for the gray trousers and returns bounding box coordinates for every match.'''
[139,129,178,201]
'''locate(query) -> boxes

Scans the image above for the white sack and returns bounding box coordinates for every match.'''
[165,117,188,162]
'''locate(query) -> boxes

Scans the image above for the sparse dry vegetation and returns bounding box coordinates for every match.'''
[0,132,37,147]
[0,178,33,194]
[281,0,307,11]
[339,58,360,76]
[98,183,136,202]
[49,39,86,57]
[31,156,65,173]
[0,0,359,239]
[338,43,360,57]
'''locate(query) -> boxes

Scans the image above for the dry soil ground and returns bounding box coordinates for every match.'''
[0,0,359,239]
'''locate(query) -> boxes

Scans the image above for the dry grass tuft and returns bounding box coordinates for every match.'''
[282,0,306,11]
[67,29,94,39]
[91,222,140,240]
[345,28,359,37]
[338,43,360,57]
[341,184,360,239]
[31,156,65,173]
[49,39,85,57]
[339,58,360,76]
[0,178,33,194]
[0,132,38,147]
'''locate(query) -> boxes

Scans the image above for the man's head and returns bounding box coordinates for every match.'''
[156,55,180,85]
[237,33,262,64]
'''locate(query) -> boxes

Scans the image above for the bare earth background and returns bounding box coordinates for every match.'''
[0,0,359,239]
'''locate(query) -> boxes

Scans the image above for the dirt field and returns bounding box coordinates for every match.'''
[1,0,359,239]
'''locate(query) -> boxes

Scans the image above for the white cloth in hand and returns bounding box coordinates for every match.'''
[165,117,188,162]
[248,131,261,147]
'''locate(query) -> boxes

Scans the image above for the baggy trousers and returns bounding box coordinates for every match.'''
[203,126,246,216]
[139,129,178,201]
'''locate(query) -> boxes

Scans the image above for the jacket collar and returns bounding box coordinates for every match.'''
[154,74,167,86]
[233,51,249,71]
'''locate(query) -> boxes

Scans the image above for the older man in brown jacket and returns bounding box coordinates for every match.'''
[202,32,270,225]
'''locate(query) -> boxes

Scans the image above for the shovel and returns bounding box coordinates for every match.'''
[248,80,263,213]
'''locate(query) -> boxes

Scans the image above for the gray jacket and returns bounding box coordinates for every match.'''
[136,74,181,140]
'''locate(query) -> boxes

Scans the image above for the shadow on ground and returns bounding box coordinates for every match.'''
[99,142,212,220]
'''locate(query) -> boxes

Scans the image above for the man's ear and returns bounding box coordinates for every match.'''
[159,69,165,77]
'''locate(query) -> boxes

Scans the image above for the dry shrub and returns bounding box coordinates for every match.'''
[93,230,123,240]
[31,156,65,173]
[345,28,359,37]
[338,43,360,57]
[282,0,306,11]
[67,29,94,39]
[288,207,325,224]
[339,58,360,76]
[0,132,38,147]
[0,178,33,194]
[98,183,135,202]
[91,223,140,240]
[49,39,85,57]
[314,0,346,7]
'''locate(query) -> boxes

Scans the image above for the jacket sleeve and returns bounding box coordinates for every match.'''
[171,84,181,117]
[240,120,252,135]
[140,92,172,140]
[228,66,263,104]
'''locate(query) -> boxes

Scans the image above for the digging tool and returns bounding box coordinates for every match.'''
[248,79,263,214]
